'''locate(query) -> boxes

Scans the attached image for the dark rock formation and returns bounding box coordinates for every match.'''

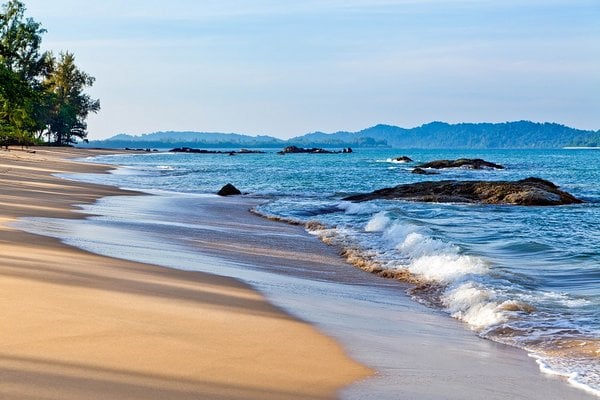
[418,158,504,170]
[279,146,321,154]
[343,177,583,206]
[217,183,242,196]
[393,156,413,162]
[237,148,265,154]
[170,147,221,154]
[125,148,154,152]
[277,146,352,154]
[170,147,265,154]
[412,167,438,175]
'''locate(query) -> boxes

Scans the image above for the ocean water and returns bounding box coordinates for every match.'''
[47,148,600,395]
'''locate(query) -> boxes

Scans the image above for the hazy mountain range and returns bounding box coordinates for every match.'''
[81,121,600,149]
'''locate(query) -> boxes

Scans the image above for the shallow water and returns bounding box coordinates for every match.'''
[41,148,600,395]
[15,194,594,399]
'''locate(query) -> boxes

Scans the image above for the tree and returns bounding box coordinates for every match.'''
[43,52,100,145]
[0,0,46,80]
[0,0,47,146]
[1,1,99,146]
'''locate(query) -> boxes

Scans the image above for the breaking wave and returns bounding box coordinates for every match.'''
[295,206,600,396]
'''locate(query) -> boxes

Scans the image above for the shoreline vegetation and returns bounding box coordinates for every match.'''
[1,1,99,148]
[0,146,370,400]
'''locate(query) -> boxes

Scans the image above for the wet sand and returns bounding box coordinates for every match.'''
[2,147,596,400]
[57,192,595,400]
[0,147,370,400]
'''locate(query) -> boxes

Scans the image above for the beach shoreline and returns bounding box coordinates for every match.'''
[0,146,370,400]
[3,147,597,400]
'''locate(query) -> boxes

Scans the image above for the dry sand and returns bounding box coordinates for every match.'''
[0,147,371,400]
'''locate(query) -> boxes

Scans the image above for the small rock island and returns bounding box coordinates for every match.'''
[344,177,583,206]
[170,147,265,154]
[277,146,353,154]
[417,158,505,170]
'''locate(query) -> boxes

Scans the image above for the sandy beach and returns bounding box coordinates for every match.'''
[2,147,598,400]
[0,147,370,400]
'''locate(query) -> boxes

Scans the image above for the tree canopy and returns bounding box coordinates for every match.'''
[0,0,99,147]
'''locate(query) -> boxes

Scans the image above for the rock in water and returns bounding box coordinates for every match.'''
[343,177,583,206]
[217,183,242,196]
[277,146,348,154]
[418,158,504,170]
[412,167,438,175]
[393,156,413,162]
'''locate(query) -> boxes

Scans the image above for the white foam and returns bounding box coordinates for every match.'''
[540,291,593,307]
[568,375,600,398]
[441,283,507,329]
[375,219,488,282]
[381,221,420,245]
[365,212,391,232]
[362,216,506,332]
[409,254,488,282]
[532,355,600,398]
[398,232,457,259]
[342,202,383,215]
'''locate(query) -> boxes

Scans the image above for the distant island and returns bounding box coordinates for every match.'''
[80,121,600,150]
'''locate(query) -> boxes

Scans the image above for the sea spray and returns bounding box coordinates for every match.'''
[300,206,600,396]
[325,209,511,332]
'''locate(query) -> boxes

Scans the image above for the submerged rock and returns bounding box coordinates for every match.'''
[217,183,242,196]
[411,167,438,175]
[418,158,504,170]
[343,177,583,206]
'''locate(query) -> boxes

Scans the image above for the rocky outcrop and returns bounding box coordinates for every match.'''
[171,147,223,154]
[125,148,157,152]
[393,156,413,162]
[343,177,583,206]
[277,146,352,154]
[237,148,265,154]
[412,167,438,175]
[217,183,242,196]
[170,147,264,154]
[418,158,504,170]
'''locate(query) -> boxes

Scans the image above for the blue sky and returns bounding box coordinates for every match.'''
[23,0,600,139]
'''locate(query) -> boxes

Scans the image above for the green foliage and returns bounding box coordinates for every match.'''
[0,61,36,146]
[0,0,99,147]
[0,0,46,81]
[568,131,600,147]
[43,52,100,144]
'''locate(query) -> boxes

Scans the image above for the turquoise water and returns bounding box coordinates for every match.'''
[70,148,599,394]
